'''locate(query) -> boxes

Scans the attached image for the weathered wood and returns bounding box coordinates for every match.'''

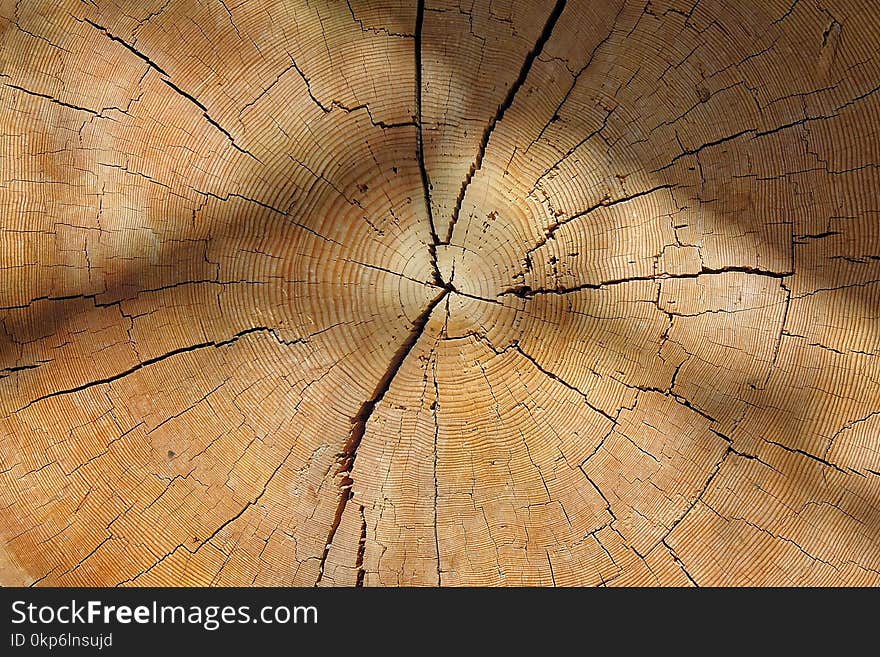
[1,0,878,586]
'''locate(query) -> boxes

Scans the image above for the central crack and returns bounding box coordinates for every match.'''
[317,0,567,586]
[315,284,450,585]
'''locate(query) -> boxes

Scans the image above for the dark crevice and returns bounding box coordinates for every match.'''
[5,83,100,116]
[795,230,840,242]
[710,430,783,474]
[524,184,674,264]
[84,19,258,161]
[355,505,367,587]
[97,161,171,189]
[1,278,292,315]
[431,356,443,587]
[653,109,858,173]
[580,467,617,525]
[620,379,718,424]
[16,326,290,413]
[161,79,259,161]
[648,445,734,554]
[502,265,793,298]
[315,286,449,585]
[529,108,614,194]
[509,342,616,422]
[763,439,849,475]
[195,188,343,246]
[346,0,413,37]
[444,0,567,245]
[340,258,438,287]
[663,539,699,586]
[415,0,445,287]
[450,288,504,305]
[84,19,169,76]
[288,58,416,129]
[0,360,49,379]
[528,2,626,152]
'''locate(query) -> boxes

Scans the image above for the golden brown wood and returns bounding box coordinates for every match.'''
[1,0,878,586]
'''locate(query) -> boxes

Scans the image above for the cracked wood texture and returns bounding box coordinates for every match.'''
[1,0,879,587]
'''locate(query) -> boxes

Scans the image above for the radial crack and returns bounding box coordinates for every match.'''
[16,326,288,413]
[523,184,674,266]
[315,286,449,584]
[663,539,699,586]
[443,0,568,245]
[414,3,446,287]
[431,351,443,586]
[501,265,793,298]
[509,342,615,422]
[355,505,367,587]
[84,19,258,161]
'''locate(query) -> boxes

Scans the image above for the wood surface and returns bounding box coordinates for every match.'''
[1,0,878,586]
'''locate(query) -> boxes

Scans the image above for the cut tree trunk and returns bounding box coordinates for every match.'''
[1,0,878,587]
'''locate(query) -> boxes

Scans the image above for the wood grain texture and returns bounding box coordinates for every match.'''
[1,0,878,586]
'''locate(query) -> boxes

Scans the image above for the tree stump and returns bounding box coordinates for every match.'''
[1,0,878,586]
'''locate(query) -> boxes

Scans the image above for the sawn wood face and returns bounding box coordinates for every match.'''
[1,0,878,587]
